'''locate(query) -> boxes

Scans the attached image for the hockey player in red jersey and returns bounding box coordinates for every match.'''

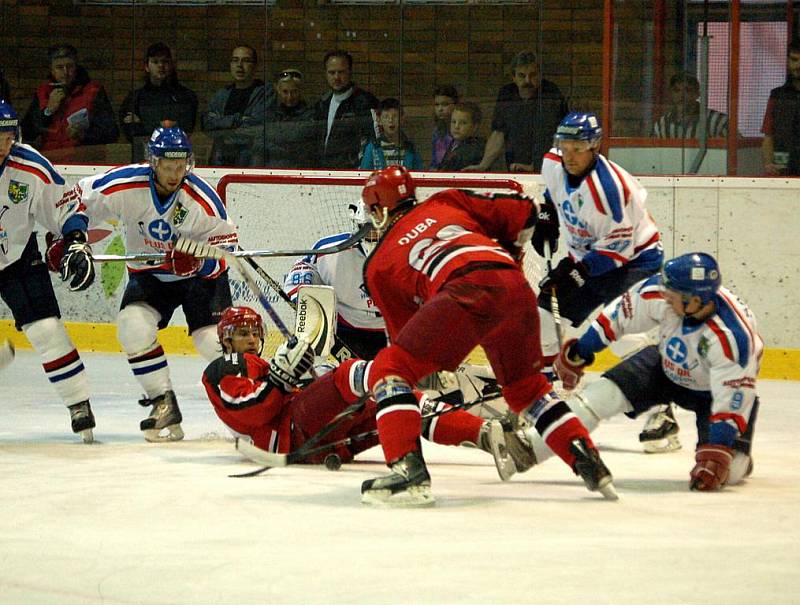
[359,166,617,506]
[203,306,534,473]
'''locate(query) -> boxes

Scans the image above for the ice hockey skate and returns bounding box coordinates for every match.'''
[68,401,95,444]
[639,404,681,453]
[139,390,184,442]
[361,450,435,507]
[570,437,618,500]
[476,419,536,481]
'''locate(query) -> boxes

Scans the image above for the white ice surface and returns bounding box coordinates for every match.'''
[1,350,798,605]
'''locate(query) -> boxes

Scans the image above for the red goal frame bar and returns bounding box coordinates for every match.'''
[217,173,523,205]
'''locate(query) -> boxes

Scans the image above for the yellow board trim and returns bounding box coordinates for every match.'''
[2,319,799,380]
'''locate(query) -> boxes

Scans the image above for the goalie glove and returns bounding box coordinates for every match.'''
[690,444,733,491]
[531,195,559,257]
[165,246,204,277]
[267,336,315,393]
[58,230,95,291]
[553,338,594,391]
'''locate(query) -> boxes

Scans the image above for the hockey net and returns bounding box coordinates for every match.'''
[217,173,546,356]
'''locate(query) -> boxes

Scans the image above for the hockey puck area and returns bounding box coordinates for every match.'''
[324,454,342,471]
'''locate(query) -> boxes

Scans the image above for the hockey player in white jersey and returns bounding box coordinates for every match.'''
[0,99,97,442]
[533,112,671,449]
[526,252,762,491]
[283,200,386,360]
[70,125,238,442]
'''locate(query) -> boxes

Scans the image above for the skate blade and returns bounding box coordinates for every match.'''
[487,421,516,482]
[642,434,681,454]
[361,486,436,508]
[596,477,620,501]
[143,424,185,443]
[79,428,94,444]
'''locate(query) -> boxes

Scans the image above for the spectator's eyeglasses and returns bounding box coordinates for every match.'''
[278,70,302,81]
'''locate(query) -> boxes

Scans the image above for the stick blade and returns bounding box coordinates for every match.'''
[236,438,290,467]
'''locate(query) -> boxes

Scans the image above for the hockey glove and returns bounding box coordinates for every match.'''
[268,336,315,393]
[553,338,594,391]
[531,196,560,257]
[59,230,95,291]
[539,257,588,297]
[690,444,733,491]
[166,247,203,277]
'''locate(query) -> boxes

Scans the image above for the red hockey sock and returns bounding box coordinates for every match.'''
[429,409,483,446]
[543,416,594,468]
[377,408,422,463]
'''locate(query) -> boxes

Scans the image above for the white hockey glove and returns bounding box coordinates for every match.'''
[268,336,315,393]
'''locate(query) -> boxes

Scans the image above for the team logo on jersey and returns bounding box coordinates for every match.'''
[562,200,579,225]
[148,219,173,242]
[173,203,188,227]
[8,180,29,204]
[665,337,688,364]
[697,336,709,358]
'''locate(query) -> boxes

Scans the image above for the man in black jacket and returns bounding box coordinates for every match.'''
[762,42,800,176]
[119,43,198,162]
[314,50,379,169]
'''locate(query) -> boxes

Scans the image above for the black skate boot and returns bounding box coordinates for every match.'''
[476,420,537,481]
[139,390,184,442]
[361,450,434,507]
[68,400,95,444]
[570,437,618,500]
[639,403,681,453]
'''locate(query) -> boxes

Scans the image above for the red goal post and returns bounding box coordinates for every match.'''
[216,173,544,354]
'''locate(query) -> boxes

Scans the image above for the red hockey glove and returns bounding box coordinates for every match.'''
[166,247,203,277]
[554,338,594,391]
[539,256,588,297]
[690,444,733,491]
[45,232,65,273]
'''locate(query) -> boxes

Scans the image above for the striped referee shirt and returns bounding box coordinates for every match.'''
[652,109,729,138]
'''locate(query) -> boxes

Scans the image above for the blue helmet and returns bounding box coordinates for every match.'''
[662,252,721,305]
[147,126,194,169]
[0,99,20,138]
[554,112,603,145]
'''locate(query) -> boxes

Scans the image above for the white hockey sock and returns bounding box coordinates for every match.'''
[192,325,222,362]
[23,317,90,406]
[118,304,171,399]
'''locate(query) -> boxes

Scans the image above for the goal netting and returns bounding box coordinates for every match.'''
[218,173,546,356]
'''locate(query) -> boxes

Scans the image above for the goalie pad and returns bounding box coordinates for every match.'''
[294,285,336,358]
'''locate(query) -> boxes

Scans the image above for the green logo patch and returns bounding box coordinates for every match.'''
[8,180,29,204]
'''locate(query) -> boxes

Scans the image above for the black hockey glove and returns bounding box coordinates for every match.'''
[539,257,588,297]
[531,196,559,257]
[267,336,315,393]
[59,230,95,292]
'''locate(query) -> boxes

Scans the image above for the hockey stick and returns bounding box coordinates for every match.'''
[543,240,564,348]
[92,223,373,263]
[240,254,356,362]
[230,389,502,477]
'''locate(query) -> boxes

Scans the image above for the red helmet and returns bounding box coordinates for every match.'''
[217,306,265,348]
[361,166,416,218]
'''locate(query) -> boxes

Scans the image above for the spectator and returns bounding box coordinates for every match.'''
[464,51,568,173]
[359,98,422,170]
[438,101,485,172]
[257,68,316,168]
[314,50,379,168]
[21,44,118,153]
[119,42,198,162]
[652,73,729,138]
[202,44,273,167]
[0,68,10,101]
[762,42,800,176]
[430,85,458,169]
